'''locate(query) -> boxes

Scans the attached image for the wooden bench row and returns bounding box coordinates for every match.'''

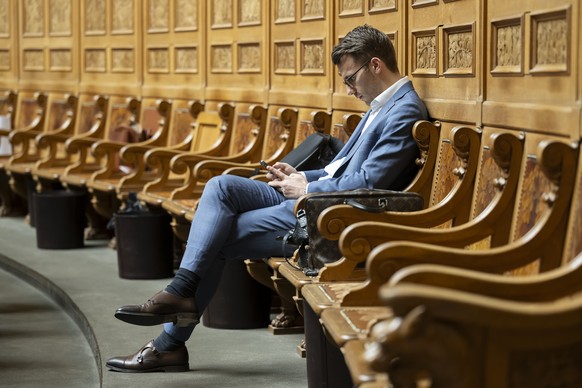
[262,118,581,387]
[0,89,358,243]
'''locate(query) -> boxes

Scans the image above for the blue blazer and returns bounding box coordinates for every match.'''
[304,80,428,192]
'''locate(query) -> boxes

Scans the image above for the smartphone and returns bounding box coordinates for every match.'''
[259,160,269,169]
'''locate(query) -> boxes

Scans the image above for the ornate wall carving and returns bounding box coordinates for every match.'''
[444,24,474,75]
[212,0,233,28]
[50,48,72,71]
[413,29,437,75]
[300,39,324,74]
[239,0,261,26]
[276,0,295,23]
[175,0,197,31]
[85,0,106,34]
[49,0,71,36]
[148,47,169,73]
[302,0,324,20]
[531,9,569,73]
[492,17,522,74]
[275,41,295,74]
[211,44,233,73]
[23,0,44,36]
[85,48,106,72]
[111,48,134,72]
[0,0,9,36]
[111,0,134,33]
[238,43,261,72]
[339,0,363,16]
[369,0,396,13]
[149,0,169,32]
[175,46,198,73]
[23,48,44,71]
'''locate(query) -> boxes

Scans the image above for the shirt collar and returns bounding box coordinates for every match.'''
[369,76,409,113]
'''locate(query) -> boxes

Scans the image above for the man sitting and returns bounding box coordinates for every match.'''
[106,24,428,373]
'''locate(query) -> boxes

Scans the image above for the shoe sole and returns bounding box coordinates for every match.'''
[106,363,189,373]
[114,311,199,327]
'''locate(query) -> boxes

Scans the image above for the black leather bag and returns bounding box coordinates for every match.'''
[280,132,344,171]
[283,189,424,276]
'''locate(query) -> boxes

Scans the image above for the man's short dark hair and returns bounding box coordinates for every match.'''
[331,24,399,73]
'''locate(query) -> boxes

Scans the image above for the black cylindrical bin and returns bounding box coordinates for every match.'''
[115,211,174,279]
[202,259,272,329]
[34,190,85,249]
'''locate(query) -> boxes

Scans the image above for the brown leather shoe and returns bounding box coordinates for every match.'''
[114,290,199,327]
[106,340,189,373]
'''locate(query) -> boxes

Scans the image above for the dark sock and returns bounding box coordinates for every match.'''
[153,330,185,352]
[165,268,201,298]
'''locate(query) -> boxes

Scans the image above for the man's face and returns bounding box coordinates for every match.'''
[337,55,376,106]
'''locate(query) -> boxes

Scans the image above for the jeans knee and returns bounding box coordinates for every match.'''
[204,175,243,199]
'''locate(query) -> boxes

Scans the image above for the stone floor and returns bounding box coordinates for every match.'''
[0,215,308,387]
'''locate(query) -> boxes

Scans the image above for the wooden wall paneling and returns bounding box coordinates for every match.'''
[269,0,331,108]
[142,0,205,100]
[80,0,142,95]
[18,0,79,93]
[408,0,482,126]
[331,0,404,113]
[205,0,268,103]
[0,0,19,90]
[483,0,580,138]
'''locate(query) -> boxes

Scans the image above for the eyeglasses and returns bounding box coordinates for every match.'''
[343,58,371,88]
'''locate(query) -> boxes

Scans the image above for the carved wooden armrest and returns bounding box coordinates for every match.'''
[340,219,498,265]
[35,132,69,148]
[340,232,569,306]
[389,252,582,302]
[120,142,159,164]
[366,282,582,388]
[0,129,11,136]
[89,140,126,177]
[9,127,43,145]
[65,135,99,154]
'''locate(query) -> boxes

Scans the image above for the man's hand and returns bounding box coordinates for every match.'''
[265,162,297,181]
[267,166,307,198]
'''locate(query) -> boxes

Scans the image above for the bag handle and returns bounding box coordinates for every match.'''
[344,198,390,213]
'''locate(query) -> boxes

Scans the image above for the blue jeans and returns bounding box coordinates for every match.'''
[164,175,298,341]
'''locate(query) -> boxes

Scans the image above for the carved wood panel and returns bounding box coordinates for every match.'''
[491,16,523,74]
[0,0,9,37]
[412,28,438,76]
[49,0,72,36]
[85,0,106,34]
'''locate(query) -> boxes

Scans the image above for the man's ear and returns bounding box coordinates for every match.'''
[370,57,383,73]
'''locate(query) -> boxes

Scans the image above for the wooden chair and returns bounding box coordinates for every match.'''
[85,99,233,223]
[0,90,24,215]
[31,93,101,190]
[318,138,580,386]
[3,92,50,198]
[361,249,582,388]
